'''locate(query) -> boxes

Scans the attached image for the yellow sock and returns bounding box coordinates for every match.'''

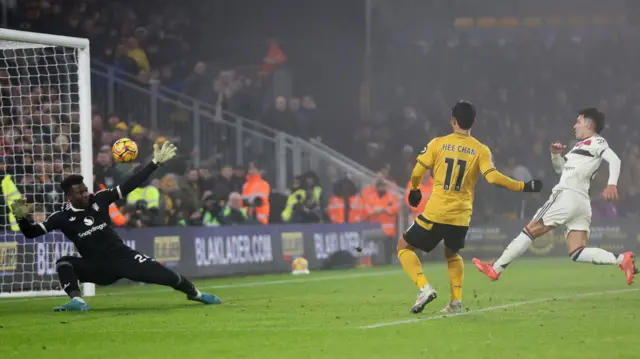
[398,249,428,289]
[447,255,464,301]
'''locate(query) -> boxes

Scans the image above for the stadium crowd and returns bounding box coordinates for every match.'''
[341,31,640,223]
[2,1,638,235]
[1,0,329,228]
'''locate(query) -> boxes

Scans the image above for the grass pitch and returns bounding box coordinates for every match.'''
[1,258,639,359]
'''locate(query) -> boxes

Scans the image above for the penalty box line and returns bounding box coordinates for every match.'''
[0,269,402,304]
[359,287,640,329]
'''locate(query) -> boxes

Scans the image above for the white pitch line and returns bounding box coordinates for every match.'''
[0,269,402,305]
[360,287,640,329]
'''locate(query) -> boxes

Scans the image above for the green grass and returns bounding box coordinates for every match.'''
[1,258,639,359]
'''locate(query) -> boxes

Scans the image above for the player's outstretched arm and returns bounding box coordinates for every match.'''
[550,142,567,174]
[407,140,437,207]
[12,199,57,238]
[96,142,177,204]
[407,162,427,207]
[600,148,621,201]
[479,146,542,193]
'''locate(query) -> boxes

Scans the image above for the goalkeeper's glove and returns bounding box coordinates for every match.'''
[407,189,422,207]
[10,198,32,220]
[522,180,543,193]
[152,141,177,165]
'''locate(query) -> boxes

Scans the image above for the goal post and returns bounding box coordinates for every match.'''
[0,29,95,298]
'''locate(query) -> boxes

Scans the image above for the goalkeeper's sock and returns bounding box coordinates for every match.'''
[447,255,464,302]
[173,274,199,297]
[571,247,622,265]
[493,229,534,274]
[398,249,429,289]
[56,260,82,299]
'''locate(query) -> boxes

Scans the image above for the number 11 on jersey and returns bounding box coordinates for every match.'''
[443,157,467,191]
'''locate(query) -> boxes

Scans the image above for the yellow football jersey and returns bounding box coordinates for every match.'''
[415,133,496,227]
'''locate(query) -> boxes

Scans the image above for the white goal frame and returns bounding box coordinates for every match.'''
[0,29,95,298]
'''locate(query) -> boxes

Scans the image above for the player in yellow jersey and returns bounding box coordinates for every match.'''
[397,101,543,314]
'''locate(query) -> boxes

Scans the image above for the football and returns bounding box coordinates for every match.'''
[291,257,310,275]
[112,138,139,163]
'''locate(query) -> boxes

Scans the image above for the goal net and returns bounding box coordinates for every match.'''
[0,29,94,298]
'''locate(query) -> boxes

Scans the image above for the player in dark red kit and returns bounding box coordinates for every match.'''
[11,141,221,311]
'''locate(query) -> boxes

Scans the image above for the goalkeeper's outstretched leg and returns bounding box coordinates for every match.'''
[53,253,221,312]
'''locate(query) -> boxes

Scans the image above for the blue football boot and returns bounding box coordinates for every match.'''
[188,291,222,305]
[53,298,90,312]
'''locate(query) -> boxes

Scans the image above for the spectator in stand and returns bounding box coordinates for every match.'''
[111,43,139,76]
[94,151,121,189]
[297,95,319,140]
[157,174,181,226]
[213,164,242,204]
[262,96,297,134]
[181,168,205,223]
[130,124,152,154]
[126,36,150,73]
[392,144,417,184]
[182,61,213,103]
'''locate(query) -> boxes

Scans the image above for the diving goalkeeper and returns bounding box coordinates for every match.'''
[12,142,221,312]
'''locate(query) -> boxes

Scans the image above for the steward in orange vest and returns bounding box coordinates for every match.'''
[362,179,400,237]
[98,183,127,226]
[241,163,271,224]
[327,178,363,224]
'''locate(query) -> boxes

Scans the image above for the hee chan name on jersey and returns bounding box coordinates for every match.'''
[441,143,477,156]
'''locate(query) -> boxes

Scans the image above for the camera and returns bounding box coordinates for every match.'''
[242,196,264,207]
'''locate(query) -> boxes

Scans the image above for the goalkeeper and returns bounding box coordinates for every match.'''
[12,142,222,312]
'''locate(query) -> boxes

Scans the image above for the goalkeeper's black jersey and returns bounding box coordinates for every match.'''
[17,161,160,258]
[31,187,131,259]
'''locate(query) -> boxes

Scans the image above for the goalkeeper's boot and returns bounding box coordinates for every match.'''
[440,300,463,314]
[472,258,501,281]
[53,297,90,312]
[410,284,437,314]
[188,291,222,305]
[619,252,638,286]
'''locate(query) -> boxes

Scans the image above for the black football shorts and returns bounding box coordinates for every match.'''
[403,215,469,253]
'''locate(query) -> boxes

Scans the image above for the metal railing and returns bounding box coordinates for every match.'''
[90,60,409,230]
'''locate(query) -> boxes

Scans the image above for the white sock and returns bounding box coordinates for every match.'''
[493,230,533,273]
[195,290,202,299]
[72,296,85,303]
[572,247,623,265]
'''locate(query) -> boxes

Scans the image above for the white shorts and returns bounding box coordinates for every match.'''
[533,190,591,234]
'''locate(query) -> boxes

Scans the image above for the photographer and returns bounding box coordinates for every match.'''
[220,192,256,225]
[200,193,223,227]
[241,162,270,224]
[242,194,265,224]
[282,173,324,223]
[281,176,305,223]
[124,200,156,228]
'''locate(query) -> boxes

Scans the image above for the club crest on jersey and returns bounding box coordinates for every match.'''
[83,216,95,226]
[92,203,99,211]
[69,216,76,222]
[574,140,591,148]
